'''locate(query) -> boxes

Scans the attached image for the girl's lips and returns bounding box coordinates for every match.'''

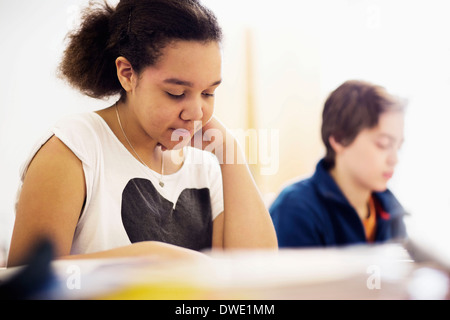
[171,128,192,141]
[173,128,191,137]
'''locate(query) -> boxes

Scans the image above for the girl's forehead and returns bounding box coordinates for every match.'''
[157,41,221,69]
[142,40,222,85]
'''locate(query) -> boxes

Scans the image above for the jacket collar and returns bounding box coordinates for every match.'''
[374,189,406,218]
[312,159,350,206]
[312,159,406,219]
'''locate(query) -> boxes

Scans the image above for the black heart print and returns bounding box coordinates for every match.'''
[121,178,213,251]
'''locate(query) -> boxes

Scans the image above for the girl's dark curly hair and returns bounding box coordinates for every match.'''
[58,0,222,100]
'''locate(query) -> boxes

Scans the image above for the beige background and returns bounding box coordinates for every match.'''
[1,0,450,260]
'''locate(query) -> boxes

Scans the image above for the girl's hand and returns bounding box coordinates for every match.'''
[190,116,234,163]
[190,117,278,250]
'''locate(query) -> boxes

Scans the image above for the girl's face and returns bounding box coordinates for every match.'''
[336,110,405,193]
[128,40,222,150]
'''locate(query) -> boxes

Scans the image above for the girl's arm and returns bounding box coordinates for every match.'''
[8,136,85,266]
[200,117,278,250]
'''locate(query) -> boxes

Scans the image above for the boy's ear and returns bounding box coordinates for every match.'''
[329,135,345,154]
[115,56,136,93]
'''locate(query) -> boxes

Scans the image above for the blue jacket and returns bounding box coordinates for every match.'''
[269,159,407,248]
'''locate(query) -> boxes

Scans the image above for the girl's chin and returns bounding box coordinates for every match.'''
[159,140,191,151]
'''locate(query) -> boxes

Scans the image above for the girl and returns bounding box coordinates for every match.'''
[270,80,408,247]
[8,0,277,266]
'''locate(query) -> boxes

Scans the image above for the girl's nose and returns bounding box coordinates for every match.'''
[180,97,203,122]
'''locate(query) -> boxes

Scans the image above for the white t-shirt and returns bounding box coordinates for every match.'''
[17,112,224,254]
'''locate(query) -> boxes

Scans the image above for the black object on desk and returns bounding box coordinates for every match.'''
[0,239,55,300]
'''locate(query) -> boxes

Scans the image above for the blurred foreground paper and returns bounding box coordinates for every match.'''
[11,243,415,300]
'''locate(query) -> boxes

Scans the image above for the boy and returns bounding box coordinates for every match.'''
[270,80,407,247]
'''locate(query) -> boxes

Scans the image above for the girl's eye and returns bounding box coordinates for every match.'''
[166,92,185,99]
[202,92,215,98]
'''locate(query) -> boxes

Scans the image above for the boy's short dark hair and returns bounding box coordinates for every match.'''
[321,80,406,168]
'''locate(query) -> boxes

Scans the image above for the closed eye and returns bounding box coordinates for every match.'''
[166,92,185,99]
[376,142,391,150]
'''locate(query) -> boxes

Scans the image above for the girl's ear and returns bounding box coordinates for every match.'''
[115,56,136,93]
[329,135,345,155]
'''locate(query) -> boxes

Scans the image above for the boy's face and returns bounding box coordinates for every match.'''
[336,110,404,192]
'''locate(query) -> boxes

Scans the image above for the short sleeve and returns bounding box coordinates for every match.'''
[51,114,102,169]
[16,113,101,221]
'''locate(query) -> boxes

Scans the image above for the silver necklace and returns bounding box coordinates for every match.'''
[115,103,165,187]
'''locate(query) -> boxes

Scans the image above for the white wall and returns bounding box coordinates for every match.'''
[0,1,117,260]
[208,0,450,232]
[1,0,450,261]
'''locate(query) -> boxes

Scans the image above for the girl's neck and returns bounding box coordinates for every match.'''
[96,103,185,175]
[96,103,161,169]
[117,101,159,152]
